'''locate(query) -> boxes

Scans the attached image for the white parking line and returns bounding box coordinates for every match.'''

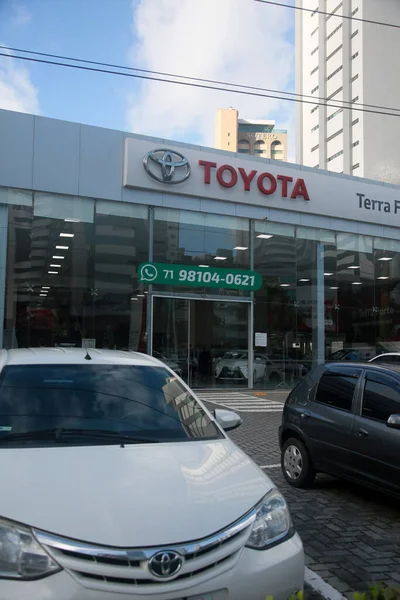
[259,464,281,469]
[305,567,347,600]
[196,391,284,413]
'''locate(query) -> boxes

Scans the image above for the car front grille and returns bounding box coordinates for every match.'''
[218,367,242,379]
[34,509,256,593]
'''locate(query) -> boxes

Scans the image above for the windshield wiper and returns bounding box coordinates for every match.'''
[0,428,160,444]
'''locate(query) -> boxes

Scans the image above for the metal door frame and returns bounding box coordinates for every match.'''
[148,292,254,389]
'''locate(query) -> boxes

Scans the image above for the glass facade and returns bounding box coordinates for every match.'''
[2,187,400,390]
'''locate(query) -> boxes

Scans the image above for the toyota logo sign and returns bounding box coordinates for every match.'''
[148,550,183,578]
[143,149,191,184]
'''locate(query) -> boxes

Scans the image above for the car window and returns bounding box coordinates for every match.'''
[315,367,361,412]
[362,371,400,423]
[0,364,222,446]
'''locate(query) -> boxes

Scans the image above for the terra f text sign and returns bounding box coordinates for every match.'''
[138,263,262,291]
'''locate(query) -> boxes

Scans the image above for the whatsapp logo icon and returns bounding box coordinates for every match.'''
[139,263,158,283]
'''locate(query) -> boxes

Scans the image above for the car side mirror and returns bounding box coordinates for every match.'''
[387,414,400,429]
[213,408,242,431]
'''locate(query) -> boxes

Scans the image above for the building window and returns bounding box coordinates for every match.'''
[253,140,266,155]
[326,44,342,61]
[352,96,359,103]
[311,105,319,114]
[351,74,359,82]
[352,140,359,147]
[326,65,343,81]
[326,128,343,142]
[311,85,319,94]
[326,2,343,20]
[227,142,230,146]
[271,140,283,160]
[352,51,359,60]
[311,6,318,17]
[352,163,360,170]
[352,118,359,126]
[327,108,343,121]
[351,29,359,38]
[311,144,319,152]
[327,150,344,162]
[327,86,343,100]
[326,23,342,41]
[311,46,319,56]
[313,164,319,168]
[5,195,150,351]
[311,27,319,37]
[310,66,319,76]
[238,139,251,154]
[227,133,230,137]
[352,7,359,15]
[311,124,319,132]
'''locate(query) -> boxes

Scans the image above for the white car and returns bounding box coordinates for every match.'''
[369,352,400,366]
[214,351,267,382]
[0,348,304,600]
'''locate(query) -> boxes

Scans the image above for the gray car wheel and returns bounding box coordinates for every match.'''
[281,437,316,488]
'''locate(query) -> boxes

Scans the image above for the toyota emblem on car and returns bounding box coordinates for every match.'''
[143,149,191,184]
[148,550,183,578]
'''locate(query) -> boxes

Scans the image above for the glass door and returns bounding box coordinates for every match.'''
[152,296,249,389]
[152,297,191,385]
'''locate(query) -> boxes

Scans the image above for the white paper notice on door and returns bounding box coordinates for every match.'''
[255,332,267,347]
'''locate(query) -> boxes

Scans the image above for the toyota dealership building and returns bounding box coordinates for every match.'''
[1,108,400,389]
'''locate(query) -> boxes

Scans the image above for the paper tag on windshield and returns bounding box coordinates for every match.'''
[0,426,12,431]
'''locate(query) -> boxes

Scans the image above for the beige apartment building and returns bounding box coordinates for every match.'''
[215,108,288,161]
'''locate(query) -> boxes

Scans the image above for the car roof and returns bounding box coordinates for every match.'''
[373,352,400,357]
[325,361,400,376]
[0,348,162,369]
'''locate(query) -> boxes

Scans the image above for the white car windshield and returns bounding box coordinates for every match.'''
[0,364,222,447]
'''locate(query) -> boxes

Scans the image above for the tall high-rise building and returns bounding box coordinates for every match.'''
[215,108,288,161]
[296,0,400,183]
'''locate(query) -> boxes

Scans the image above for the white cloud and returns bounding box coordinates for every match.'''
[0,51,40,114]
[13,3,31,26]
[126,0,294,148]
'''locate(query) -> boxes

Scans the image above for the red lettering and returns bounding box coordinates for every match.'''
[277,175,293,198]
[198,160,217,184]
[291,178,310,201]
[238,168,257,191]
[217,165,238,188]
[257,172,277,195]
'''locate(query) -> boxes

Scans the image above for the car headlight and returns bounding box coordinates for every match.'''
[0,518,61,579]
[246,489,293,550]
[240,366,248,376]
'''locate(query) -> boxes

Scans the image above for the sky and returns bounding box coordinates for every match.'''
[0,0,296,158]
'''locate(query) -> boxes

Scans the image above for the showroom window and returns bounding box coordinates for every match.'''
[4,193,149,351]
[153,208,250,297]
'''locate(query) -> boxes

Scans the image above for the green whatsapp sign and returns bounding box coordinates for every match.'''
[138,262,262,291]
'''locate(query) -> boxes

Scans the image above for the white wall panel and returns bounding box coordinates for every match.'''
[33,116,80,195]
[0,110,34,189]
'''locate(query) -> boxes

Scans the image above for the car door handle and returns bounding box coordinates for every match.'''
[300,411,311,419]
[356,428,369,437]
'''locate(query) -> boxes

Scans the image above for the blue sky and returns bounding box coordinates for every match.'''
[0,0,295,154]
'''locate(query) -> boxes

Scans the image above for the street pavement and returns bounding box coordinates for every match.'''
[197,389,400,598]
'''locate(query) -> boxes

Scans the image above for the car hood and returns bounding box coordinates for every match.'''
[0,440,271,547]
[218,359,247,368]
